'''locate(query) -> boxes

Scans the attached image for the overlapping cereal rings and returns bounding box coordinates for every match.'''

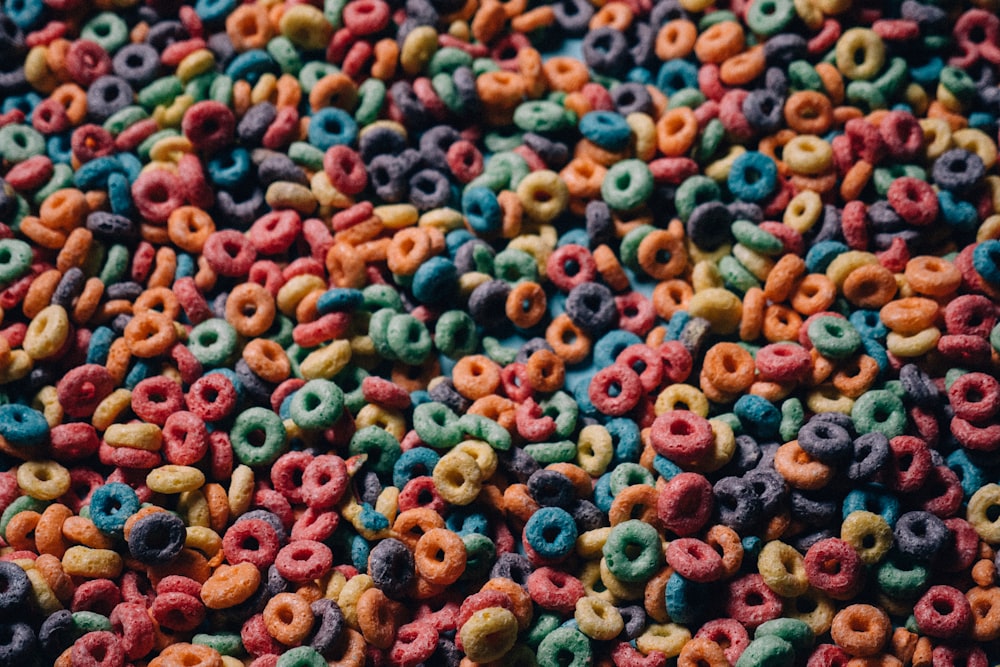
[0,0,999,664]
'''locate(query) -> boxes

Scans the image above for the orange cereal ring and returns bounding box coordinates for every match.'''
[879,297,938,335]
[774,440,834,491]
[608,484,659,526]
[393,508,446,550]
[762,305,803,343]
[904,256,962,297]
[542,57,589,93]
[226,3,272,52]
[678,637,729,667]
[832,355,879,398]
[590,1,632,30]
[638,230,687,280]
[831,604,892,657]
[705,525,743,577]
[656,107,699,156]
[468,395,516,432]
[243,338,291,383]
[39,188,88,232]
[740,287,766,342]
[326,242,366,288]
[702,343,755,394]
[545,314,592,365]
[506,281,547,329]
[784,91,834,135]
[124,311,178,358]
[510,6,555,33]
[452,354,502,400]
[842,264,898,308]
[816,62,845,105]
[560,158,606,201]
[653,279,694,320]
[387,227,433,275]
[719,45,765,86]
[6,510,40,551]
[655,20,697,61]
[503,483,539,525]
[357,588,403,649]
[133,286,182,321]
[593,244,630,292]
[968,586,1000,642]
[644,567,673,623]
[525,349,566,393]
[36,503,73,558]
[694,21,745,64]
[223,282,277,337]
[23,269,62,319]
[840,160,874,201]
[790,274,837,315]
[168,207,216,253]
[148,643,223,667]
[414,528,467,585]
[201,562,261,609]
[263,592,314,645]
[19,215,67,250]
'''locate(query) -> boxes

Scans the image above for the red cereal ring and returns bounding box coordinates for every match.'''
[252,489,294,530]
[657,472,713,536]
[695,619,750,666]
[500,362,534,403]
[57,364,115,419]
[181,101,235,153]
[5,155,54,190]
[161,411,208,466]
[588,363,643,417]
[724,574,783,630]
[446,141,484,184]
[615,292,657,337]
[616,344,663,393]
[885,435,932,493]
[131,376,185,425]
[914,585,972,638]
[274,539,334,583]
[186,373,239,422]
[271,451,313,505]
[222,519,280,568]
[948,372,1000,422]
[938,517,980,573]
[110,601,156,661]
[657,340,693,383]
[887,177,938,226]
[755,342,811,383]
[515,398,557,442]
[131,170,185,224]
[248,211,303,255]
[806,644,850,667]
[649,411,714,465]
[456,590,515,632]
[362,376,412,410]
[31,99,71,135]
[49,423,100,462]
[526,567,585,615]
[71,630,125,667]
[290,507,340,542]
[177,153,215,210]
[65,40,111,86]
[72,579,122,615]
[302,454,349,510]
[944,295,997,337]
[342,0,391,35]
[666,538,725,583]
[545,244,597,292]
[803,538,863,600]
[398,476,447,513]
[71,124,115,163]
[203,229,257,277]
[878,110,923,160]
[242,613,284,657]
[389,621,438,667]
[324,145,368,195]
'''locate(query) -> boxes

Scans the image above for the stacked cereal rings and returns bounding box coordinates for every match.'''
[0,0,999,664]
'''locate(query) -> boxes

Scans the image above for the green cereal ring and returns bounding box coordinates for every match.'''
[715,411,743,434]
[846,81,887,113]
[482,337,518,366]
[700,10,738,29]
[720,256,761,294]
[543,392,579,439]
[209,75,234,105]
[871,164,926,196]
[323,0,347,27]
[483,129,523,154]
[413,402,463,449]
[841,511,893,565]
[0,239,33,285]
[603,520,663,583]
[873,57,907,99]
[735,635,795,667]
[601,160,654,212]
[268,36,303,75]
[188,319,238,367]
[939,66,977,106]
[81,12,128,52]
[288,142,326,170]
[276,646,327,667]
[355,79,386,126]
[368,308,398,361]
[434,310,479,359]
[0,495,48,541]
[780,398,805,443]
[807,316,861,359]
[138,76,184,109]
[231,407,288,467]
[457,414,511,451]
[138,129,179,161]
[290,380,344,430]
[746,0,795,36]
[461,532,496,581]
[335,365,369,414]
[9,194,29,233]
[267,315,295,348]
[473,57,502,77]
[99,244,130,285]
[523,441,577,464]
[494,248,538,284]
[967,484,1000,544]
[432,73,463,114]
[666,88,706,110]
[876,555,929,600]
[525,614,562,648]
[185,73,215,102]
[990,323,1000,353]
[298,62,340,93]
[82,240,106,278]
[33,164,74,206]
[349,426,402,477]
[620,225,656,271]
[286,344,313,379]
[73,611,113,633]
[851,390,906,438]
[0,124,45,163]
[609,463,654,495]
[489,152,530,190]
[675,176,722,221]
[428,48,472,77]
[883,380,904,399]
[362,284,402,312]
[514,101,574,133]
[192,633,244,657]
[731,220,784,255]
[755,618,813,655]
[788,61,823,92]
[537,628,592,667]
[692,118,726,164]
[387,314,432,365]
[944,368,968,391]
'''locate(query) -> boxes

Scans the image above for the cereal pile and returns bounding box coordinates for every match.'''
[0,0,999,663]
